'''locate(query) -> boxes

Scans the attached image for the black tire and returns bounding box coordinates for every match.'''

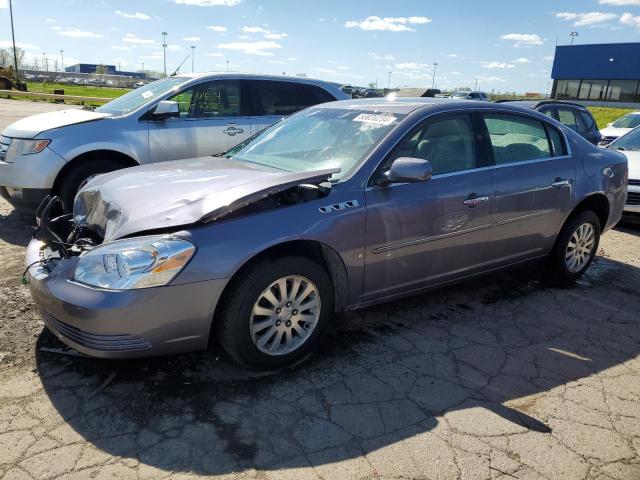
[216,256,334,369]
[57,158,125,212]
[549,210,601,283]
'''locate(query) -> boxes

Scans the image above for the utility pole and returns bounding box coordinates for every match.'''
[226,59,229,72]
[161,31,168,77]
[191,45,195,72]
[60,50,64,72]
[42,53,47,72]
[474,78,479,91]
[8,0,20,79]
[570,31,579,46]
[387,71,392,89]
[432,62,438,89]
[141,62,145,78]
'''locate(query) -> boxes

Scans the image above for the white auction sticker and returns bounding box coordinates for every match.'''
[141,90,154,99]
[353,113,396,126]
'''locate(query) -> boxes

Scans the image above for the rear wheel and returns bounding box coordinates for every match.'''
[216,256,334,369]
[57,158,126,212]
[549,210,601,283]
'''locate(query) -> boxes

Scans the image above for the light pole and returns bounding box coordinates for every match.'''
[432,62,438,89]
[141,62,145,78]
[570,31,579,46]
[474,78,479,91]
[226,59,229,72]
[387,71,392,89]
[42,53,47,72]
[191,45,195,72]
[8,0,20,79]
[161,31,168,77]
[60,50,64,72]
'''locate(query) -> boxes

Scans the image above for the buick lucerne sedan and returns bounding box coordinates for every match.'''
[26,98,627,369]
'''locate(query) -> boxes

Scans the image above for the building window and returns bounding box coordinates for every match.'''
[606,80,639,102]
[578,80,608,101]
[556,80,581,100]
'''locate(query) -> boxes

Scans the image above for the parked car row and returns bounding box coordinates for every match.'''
[2,75,628,368]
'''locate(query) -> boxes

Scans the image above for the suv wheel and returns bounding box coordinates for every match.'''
[549,210,601,282]
[58,158,125,212]
[216,256,334,369]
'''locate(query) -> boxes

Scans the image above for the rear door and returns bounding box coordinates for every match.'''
[248,81,335,135]
[147,79,251,162]
[483,112,576,263]
[363,113,493,300]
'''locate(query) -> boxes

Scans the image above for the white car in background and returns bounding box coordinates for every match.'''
[600,111,640,146]
[608,127,640,215]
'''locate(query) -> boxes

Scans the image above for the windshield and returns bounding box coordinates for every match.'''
[452,92,468,98]
[229,108,404,181]
[612,113,640,129]
[610,127,640,151]
[95,77,188,116]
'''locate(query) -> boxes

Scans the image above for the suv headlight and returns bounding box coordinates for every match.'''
[7,139,51,158]
[73,235,195,290]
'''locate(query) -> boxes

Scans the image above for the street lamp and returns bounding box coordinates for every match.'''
[8,0,20,79]
[570,31,579,46]
[161,31,168,77]
[191,45,195,72]
[387,71,392,89]
[432,62,438,89]
[226,59,229,72]
[474,77,479,91]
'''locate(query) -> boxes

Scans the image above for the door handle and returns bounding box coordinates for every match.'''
[463,194,489,208]
[223,126,244,136]
[551,177,572,189]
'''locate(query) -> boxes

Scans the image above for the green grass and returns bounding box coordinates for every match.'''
[587,106,635,130]
[0,82,131,106]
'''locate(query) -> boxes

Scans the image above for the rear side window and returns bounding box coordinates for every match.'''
[484,114,551,164]
[579,111,595,131]
[252,81,318,116]
[306,85,336,104]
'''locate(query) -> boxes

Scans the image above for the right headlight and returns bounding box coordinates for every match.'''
[7,139,51,158]
[73,235,195,290]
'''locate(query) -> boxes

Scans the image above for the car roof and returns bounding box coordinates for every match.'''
[175,72,329,84]
[497,99,589,111]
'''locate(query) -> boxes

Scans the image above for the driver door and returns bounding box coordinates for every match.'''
[147,79,252,163]
[363,113,493,301]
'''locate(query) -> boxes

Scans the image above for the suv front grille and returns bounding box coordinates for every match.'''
[629,179,640,187]
[0,136,11,162]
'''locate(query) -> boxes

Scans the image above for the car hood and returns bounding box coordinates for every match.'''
[600,126,631,139]
[73,157,339,242]
[2,109,111,138]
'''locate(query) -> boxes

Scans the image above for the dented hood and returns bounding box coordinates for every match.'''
[73,157,338,242]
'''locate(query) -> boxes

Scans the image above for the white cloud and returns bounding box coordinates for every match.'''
[57,28,103,38]
[337,65,349,70]
[621,12,640,27]
[478,76,506,83]
[556,11,617,26]
[168,45,182,51]
[215,40,281,56]
[451,71,462,75]
[45,18,56,23]
[123,33,156,45]
[205,52,223,57]
[238,35,252,40]
[264,32,288,39]
[174,0,241,5]
[242,26,268,33]
[500,33,544,46]
[0,40,39,50]
[315,67,335,73]
[483,61,515,69]
[442,53,458,58]
[183,36,200,42]
[543,55,554,60]
[115,10,151,20]
[345,16,431,32]
[0,0,6,8]
[368,52,395,61]
[207,25,227,32]
[395,62,432,70]
[600,0,640,5]
[513,57,531,63]
[110,45,131,51]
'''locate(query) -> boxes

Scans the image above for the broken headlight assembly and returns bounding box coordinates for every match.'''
[73,236,195,290]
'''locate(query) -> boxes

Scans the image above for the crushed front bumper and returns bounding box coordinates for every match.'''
[26,238,228,359]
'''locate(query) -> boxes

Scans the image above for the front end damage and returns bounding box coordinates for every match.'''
[24,165,339,358]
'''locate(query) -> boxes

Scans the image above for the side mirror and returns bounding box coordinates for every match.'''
[383,157,433,184]
[151,100,180,120]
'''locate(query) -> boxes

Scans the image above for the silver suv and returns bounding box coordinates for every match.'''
[0,73,347,210]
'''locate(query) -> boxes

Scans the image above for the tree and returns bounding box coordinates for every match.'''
[94,64,108,75]
[0,47,25,69]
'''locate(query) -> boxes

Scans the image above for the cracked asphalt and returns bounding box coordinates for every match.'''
[1,100,640,480]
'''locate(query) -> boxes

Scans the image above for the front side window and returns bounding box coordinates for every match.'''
[610,127,640,151]
[484,114,551,164]
[252,81,316,116]
[169,80,241,119]
[385,115,477,176]
[230,108,404,181]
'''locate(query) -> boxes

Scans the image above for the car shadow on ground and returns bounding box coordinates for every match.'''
[34,253,640,476]
[0,206,33,247]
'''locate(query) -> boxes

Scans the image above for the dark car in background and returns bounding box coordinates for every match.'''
[498,100,601,146]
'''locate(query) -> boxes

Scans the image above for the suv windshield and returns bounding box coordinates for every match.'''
[610,127,640,151]
[95,77,188,116]
[612,113,640,129]
[452,92,468,98]
[229,107,404,181]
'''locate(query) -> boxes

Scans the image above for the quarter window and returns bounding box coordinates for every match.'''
[252,81,318,116]
[386,115,477,175]
[484,114,552,164]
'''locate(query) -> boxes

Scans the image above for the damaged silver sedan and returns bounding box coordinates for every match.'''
[25,99,627,368]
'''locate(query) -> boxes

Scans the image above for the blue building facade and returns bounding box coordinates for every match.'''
[551,43,640,104]
[65,63,145,79]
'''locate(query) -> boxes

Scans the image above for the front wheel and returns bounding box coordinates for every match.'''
[549,210,601,283]
[216,256,334,369]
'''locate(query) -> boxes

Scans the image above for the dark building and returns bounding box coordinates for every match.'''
[551,43,640,105]
[65,63,145,79]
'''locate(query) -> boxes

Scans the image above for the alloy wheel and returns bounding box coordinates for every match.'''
[565,222,596,273]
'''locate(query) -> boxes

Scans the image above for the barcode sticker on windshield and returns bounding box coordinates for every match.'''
[141,91,154,99]
[353,113,396,126]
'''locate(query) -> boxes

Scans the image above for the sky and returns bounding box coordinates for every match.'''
[2,0,640,93]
